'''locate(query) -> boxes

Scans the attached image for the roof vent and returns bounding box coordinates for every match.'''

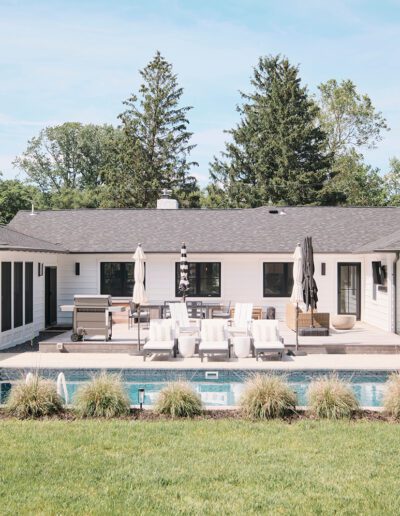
[157,189,179,209]
[268,209,279,214]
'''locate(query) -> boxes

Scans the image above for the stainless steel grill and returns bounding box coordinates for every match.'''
[71,295,113,342]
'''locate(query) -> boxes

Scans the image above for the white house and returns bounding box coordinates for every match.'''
[2,195,400,350]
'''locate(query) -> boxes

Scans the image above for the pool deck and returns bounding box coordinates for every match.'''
[1,321,399,372]
[2,350,400,371]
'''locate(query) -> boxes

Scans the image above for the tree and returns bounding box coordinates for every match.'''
[209,55,332,207]
[317,79,389,158]
[0,174,43,224]
[108,51,199,208]
[384,157,400,205]
[323,151,387,206]
[14,122,119,197]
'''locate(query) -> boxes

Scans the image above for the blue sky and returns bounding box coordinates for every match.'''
[0,0,399,185]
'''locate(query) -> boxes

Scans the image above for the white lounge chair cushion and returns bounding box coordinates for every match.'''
[251,320,280,342]
[149,320,173,341]
[200,320,227,342]
[143,340,175,350]
[199,340,229,351]
[253,340,284,351]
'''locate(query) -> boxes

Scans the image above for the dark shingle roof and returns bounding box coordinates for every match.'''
[357,228,400,253]
[7,206,400,254]
[0,225,66,252]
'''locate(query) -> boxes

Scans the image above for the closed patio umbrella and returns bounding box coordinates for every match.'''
[179,242,189,302]
[302,236,318,328]
[132,243,147,349]
[290,243,303,350]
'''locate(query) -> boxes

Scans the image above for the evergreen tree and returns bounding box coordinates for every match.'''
[105,51,199,208]
[209,55,331,207]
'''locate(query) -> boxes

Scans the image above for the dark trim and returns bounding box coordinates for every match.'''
[13,262,23,328]
[337,262,361,320]
[175,262,221,297]
[45,266,57,327]
[25,262,33,325]
[1,262,12,332]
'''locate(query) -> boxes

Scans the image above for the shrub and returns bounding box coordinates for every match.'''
[155,382,203,417]
[383,373,400,419]
[240,374,296,419]
[6,375,63,419]
[73,373,130,418]
[307,376,359,419]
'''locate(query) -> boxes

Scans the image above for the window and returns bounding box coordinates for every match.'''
[100,262,134,297]
[1,262,12,332]
[175,262,221,297]
[14,262,23,328]
[263,262,293,297]
[25,262,33,324]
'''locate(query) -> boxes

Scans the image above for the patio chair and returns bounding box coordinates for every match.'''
[251,320,285,361]
[169,302,200,337]
[199,319,230,362]
[143,319,176,361]
[212,300,231,319]
[228,303,253,335]
[128,301,150,329]
[186,300,204,319]
[163,300,179,319]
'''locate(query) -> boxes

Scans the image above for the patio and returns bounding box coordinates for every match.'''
[35,320,400,355]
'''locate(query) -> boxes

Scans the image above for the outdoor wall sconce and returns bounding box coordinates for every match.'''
[138,388,145,410]
[75,262,80,276]
[38,263,44,276]
[321,263,326,276]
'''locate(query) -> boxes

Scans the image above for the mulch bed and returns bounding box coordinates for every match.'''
[0,408,394,422]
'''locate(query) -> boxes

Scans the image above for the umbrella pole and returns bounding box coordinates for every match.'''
[295,302,299,351]
[137,304,141,350]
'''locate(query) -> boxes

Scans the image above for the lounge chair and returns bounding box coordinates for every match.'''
[228,302,253,335]
[251,320,285,361]
[143,319,176,361]
[199,319,230,362]
[169,302,200,337]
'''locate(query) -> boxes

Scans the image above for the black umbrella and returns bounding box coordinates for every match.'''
[302,236,318,327]
[179,242,190,302]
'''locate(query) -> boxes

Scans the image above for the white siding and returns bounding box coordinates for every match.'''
[57,252,394,326]
[2,249,397,349]
[0,251,58,350]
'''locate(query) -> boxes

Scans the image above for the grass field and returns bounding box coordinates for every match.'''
[1,419,400,515]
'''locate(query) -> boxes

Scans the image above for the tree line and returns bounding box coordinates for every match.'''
[1,51,399,224]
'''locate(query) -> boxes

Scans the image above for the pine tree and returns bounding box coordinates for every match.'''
[104,51,199,208]
[209,55,332,206]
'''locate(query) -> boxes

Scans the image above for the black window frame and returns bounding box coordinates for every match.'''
[100,262,136,298]
[14,262,23,328]
[263,262,294,298]
[175,262,221,298]
[25,262,33,325]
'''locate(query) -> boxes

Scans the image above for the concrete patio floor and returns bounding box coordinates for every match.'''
[1,321,399,372]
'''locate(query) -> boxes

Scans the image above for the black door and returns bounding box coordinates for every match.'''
[45,267,57,327]
[1,262,12,332]
[338,263,361,320]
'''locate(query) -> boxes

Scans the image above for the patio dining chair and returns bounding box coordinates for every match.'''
[212,300,231,319]
[186,300,204,319]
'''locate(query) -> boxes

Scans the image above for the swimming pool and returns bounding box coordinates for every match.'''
[0,368,392,408]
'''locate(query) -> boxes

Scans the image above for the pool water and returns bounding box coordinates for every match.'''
[0,369,391,408]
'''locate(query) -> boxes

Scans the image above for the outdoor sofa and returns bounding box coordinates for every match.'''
[285,303,330,332]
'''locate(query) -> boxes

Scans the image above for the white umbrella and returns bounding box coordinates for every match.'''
[132,243,147,349]
[290,243,303,350]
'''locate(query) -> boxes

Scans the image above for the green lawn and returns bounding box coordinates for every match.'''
[1,419,400,515]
